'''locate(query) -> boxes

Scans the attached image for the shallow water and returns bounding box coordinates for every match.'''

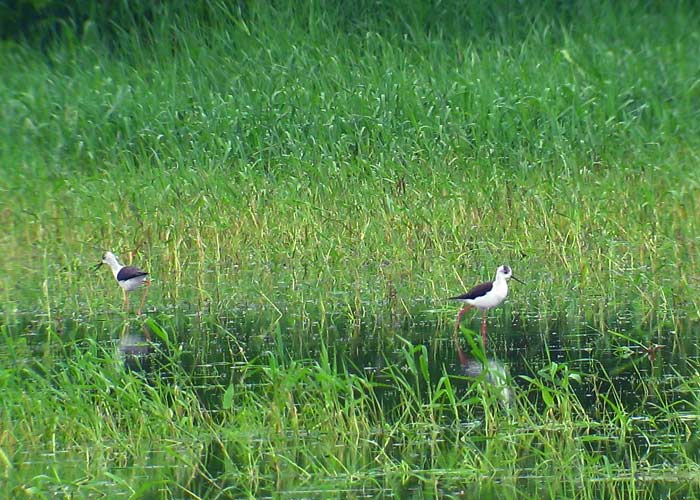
[159,310,698,498]
[5,307,700,498]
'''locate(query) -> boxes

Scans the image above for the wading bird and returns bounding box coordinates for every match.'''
[450,265,523,351]
[96,251,151,315]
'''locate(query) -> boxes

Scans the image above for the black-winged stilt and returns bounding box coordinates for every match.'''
[450,265,523,351]
[96,251,151,315]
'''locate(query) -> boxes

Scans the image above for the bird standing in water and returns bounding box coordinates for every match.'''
[96,251,151,315]
[450,265,523,354]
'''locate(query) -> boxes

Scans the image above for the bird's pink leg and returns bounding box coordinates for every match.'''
[453,305,473,367]
[137,280,151,316]
[480,310,488,350]
[123,290,130,314]
[455,305,472,332]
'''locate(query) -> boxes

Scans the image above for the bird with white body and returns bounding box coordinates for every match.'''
[450,265,523,355]
[95,251,151,315]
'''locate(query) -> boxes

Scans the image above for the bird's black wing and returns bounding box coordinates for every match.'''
[449,281,493,301]
[117,266,149,281]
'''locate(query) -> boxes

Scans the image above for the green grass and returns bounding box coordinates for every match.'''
[2,323,700,498]
[2,0,700,325]
[2,0,700,497]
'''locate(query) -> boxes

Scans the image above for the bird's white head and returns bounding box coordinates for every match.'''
[496,265,524,284]
[101,251,118,265]
[496,265,513,279]
[496,265,513,280]
[96,251,123,274]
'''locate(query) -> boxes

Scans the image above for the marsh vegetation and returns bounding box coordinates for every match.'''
[2,1,700,497]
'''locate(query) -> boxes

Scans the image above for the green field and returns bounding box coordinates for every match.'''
[2,1,700,498]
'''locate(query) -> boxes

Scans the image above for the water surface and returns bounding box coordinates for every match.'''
[5,307,700,498]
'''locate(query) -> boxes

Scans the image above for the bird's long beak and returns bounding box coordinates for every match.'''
[93,262,104,272]
[512,275,525,285]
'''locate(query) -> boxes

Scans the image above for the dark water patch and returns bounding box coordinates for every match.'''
[5,308,700,415]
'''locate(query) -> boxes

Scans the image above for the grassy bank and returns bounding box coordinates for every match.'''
[2,1,700,324]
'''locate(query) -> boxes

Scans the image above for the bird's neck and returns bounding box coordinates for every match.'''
[105,260,123,278]
[111,265,123,279]
[492,277,508,293]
